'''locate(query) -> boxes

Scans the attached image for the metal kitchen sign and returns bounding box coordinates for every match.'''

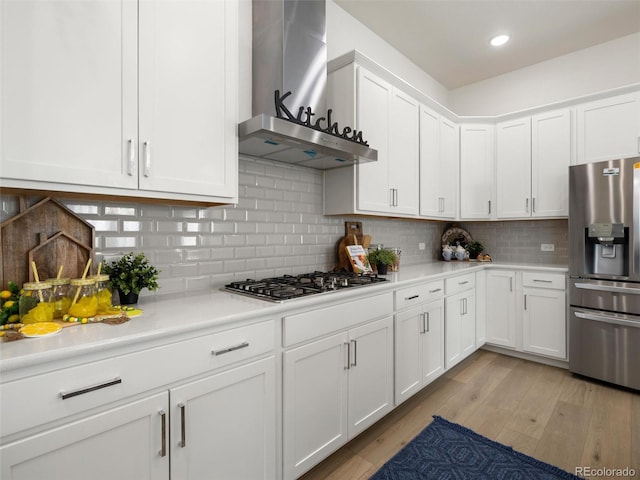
[274,90,370,147]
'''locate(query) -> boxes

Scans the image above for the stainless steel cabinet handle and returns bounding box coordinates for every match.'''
[212,341,249,356]
[533,279,553,284]
[419,312,426,334]
[425,311,430,332]
[143,141,151,177]
[344,342,351,370]
[458,280,469,285]
[509,277,513,292]
[524,294,527,310]
[159,410,167,457]
[127,139,135,176]
[405,294,420,300]
[60,377,122,400]
[532,197,536,213]
[488,200,492,215]
[575,283,640,295]
[460,298,464,315]
[429,288,442,294]
[525,198,529,214]
[178,403,186,448]
[350,339,357,367]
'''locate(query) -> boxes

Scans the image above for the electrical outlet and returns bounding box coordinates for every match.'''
[541,243,555,252]
[418,242,426,250]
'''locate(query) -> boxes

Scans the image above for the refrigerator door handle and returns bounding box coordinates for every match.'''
[575,311,640,329]
[575,283,640,295]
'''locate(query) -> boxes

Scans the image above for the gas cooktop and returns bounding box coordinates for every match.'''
[224,271,387,302]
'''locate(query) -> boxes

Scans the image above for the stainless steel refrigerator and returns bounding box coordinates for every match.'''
[568,156,640,390]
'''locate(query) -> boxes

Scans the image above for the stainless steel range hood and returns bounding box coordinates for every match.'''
[238,0,377,169]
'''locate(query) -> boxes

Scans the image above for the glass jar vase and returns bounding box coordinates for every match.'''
[92,274,113,314]
[19,282,54,324]
[48,278,71,319]
[68,278,98,318]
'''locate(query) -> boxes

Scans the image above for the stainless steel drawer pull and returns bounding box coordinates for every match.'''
[60,377,122,400]
[405,294,420,300]
[211,341,249,356]
[179,403,186,448]
[429,288,442,293]
[159,410,167,457]
[344,342,351,370]
[575,283,640,295]
[458,280,469,285]
[533,279,553,283]
[575,311,640,329]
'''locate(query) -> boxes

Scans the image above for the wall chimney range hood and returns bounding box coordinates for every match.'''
[238,0,377,169]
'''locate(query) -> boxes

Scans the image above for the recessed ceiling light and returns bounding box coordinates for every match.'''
[490,34,510,47]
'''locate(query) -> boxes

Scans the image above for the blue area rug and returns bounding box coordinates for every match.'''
[370,416,582,479]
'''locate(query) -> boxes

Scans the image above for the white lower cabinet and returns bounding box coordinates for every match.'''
[170,357,276,480]
[484,270,567,360]
[522,277,567,359]
[0,320,276,480]
[444,274,476,369]
[485,270,517,348]
[1,392,169,480]
[395,299,445,405]
[283,316,393,480]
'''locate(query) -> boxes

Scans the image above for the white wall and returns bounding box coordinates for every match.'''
[326,1,450,106]
[449,33,640,116]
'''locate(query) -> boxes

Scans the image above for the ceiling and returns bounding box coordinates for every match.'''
[333,0,640,89]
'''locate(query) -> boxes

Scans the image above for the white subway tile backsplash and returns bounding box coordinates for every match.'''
[1,158,568,299]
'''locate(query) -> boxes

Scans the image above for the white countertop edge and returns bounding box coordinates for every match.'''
[0,261,567,376]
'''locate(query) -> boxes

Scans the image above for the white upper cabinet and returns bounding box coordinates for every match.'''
[496,117,532,218]
[531,108,572,217]
[419,105,458,219]
[576,91,640,164]
[496,108,572,219]
[324,64,419,217]
[0,0,238,204]
[459,123,495,219]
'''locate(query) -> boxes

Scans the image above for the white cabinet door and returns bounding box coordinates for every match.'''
[0,392,169,480]
[138,0,237,198]
[485,270,517,348]
[170,357,276,480]
[348,316,394,437]
[0,0,138,190]
[576,91,640,164]
[419,106,458,219]
[283,332,349,480]
[460,290,476,359]
[356,67,392,213]
[496,117,532,218]
[422,299,446,384]
[395,300,444,405]
[523,288,567,359]
[445,291,476,368]
[460,123,495,219]
[531,108,572,217]
[395,305,424,403]
[389,89,419,215]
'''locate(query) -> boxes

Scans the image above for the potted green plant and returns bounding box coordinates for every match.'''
[103,252,160,305]
[466,241,485,260]
[367,248,397,275]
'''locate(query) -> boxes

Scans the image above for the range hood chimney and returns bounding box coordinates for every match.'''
[238,0,377,169]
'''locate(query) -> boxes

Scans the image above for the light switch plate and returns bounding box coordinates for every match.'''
[541,243,555,252]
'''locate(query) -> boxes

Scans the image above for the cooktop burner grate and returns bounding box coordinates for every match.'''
[224,271,386,302]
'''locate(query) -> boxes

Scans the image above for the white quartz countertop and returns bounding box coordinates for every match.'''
[0,261,567,376]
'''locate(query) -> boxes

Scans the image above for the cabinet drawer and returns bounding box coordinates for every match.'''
[395,280,444,310]
[445,273,476,296]
[283,292,393,346]
[522,271,566,290]
[0,320,275,438]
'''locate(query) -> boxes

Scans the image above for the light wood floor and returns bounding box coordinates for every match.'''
[299,350,640,480]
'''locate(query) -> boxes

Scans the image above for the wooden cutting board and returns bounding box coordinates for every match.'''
[0,197,94,288]
[335,234,371,272]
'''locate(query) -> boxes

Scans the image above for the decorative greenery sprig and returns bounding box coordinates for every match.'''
[0,281,22,326]
[103,252,160,295]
